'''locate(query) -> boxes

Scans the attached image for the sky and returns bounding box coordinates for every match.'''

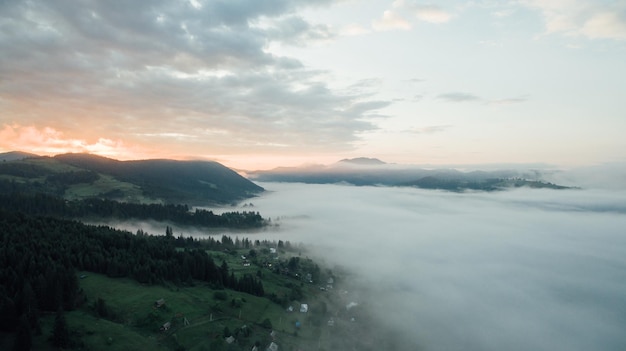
[1,0,625,170]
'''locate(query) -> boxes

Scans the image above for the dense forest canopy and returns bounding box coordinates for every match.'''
[0,186,266,229]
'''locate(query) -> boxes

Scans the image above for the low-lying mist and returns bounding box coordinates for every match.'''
[106,181,626,350]
[247,182,626,351]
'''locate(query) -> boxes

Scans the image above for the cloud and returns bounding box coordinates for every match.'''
[543,162,626,191]
[438,92,481,102]
[412,4,453,24]
[435,93,527,105]
[521,0,626,40]
[372,10,412,31]
[0,124,142,158]
[487,96,528,105]
[408,125,452,134]
[256,15,335,46]
[235,182,626,351]
[372,1,452,31]
[0,0,386,158]
[581,11,626,40]
[339,23,371,36]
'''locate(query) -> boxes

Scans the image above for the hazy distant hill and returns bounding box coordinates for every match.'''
[0,152,263,204]
[250,158,572,191]
[0,150,38,161]
[338,157,387,165]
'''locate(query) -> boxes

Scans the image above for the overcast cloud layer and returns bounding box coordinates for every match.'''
[1,0,625,168]
[239,183,626,351]
[0,0,386,157]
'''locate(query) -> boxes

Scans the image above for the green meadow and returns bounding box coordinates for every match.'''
[28,248,343,351]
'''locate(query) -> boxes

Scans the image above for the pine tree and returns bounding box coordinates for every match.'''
[50,308,70,348]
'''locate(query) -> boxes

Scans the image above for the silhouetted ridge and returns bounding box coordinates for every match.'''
[53,153,263,204]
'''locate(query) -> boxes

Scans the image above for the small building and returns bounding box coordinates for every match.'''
[160,321,171,331]
[327,318,335,327]
[225,336,236,344]
[269,248,277,254]
[300,304,308,313]
[267,342,278,351]
[154,298,166,308]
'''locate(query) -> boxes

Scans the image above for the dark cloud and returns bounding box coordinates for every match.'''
[0,0,385,154]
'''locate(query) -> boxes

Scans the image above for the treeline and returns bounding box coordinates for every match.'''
[401,177,571,191]
[0,189,266,229]
[0,167,98,196]
[0,211,265,334]
[0,162,50,178]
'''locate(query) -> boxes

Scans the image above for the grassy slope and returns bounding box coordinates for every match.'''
[53,154,264,204]
[0,156,152,201]
[1,155,264,204]
[27,246,338,351]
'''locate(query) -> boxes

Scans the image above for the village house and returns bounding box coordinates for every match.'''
[160,321,171,331]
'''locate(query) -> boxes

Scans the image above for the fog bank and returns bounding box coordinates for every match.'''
[248,183,626,351]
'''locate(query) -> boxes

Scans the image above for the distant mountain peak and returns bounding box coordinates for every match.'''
[338,157,387,165]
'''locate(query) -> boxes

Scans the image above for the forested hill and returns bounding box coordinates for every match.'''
[0,210,265,347]
[0,152,263,205]
[250,158,573,191]
[53,153,264,204]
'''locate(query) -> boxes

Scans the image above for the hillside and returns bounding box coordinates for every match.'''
[0,210,403,351]
[0,152,263,205]
[0,150,39,161]
[250,158,573,191]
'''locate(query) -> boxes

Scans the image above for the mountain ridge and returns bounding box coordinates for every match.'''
[338,157,387,165]
[249,158,573,191]
[0,152,263,204]
[0,150,39,161]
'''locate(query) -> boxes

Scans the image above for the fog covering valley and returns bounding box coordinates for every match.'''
[234,179,625,351]
[102,166,626,350]
[237,182,625,350]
